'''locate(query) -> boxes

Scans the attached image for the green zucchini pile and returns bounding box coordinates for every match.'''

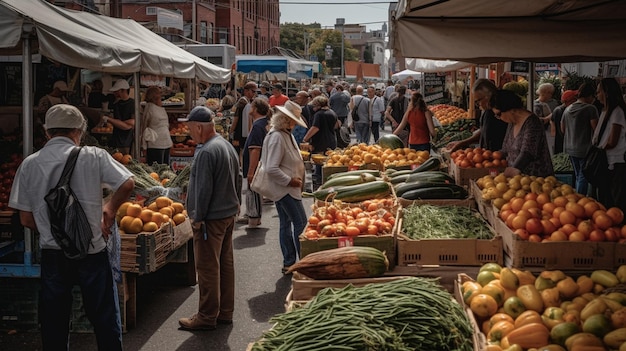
[250,277,474,351]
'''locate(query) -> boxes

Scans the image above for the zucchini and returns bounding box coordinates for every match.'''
[320,172,377,189]
[405,171,455,184]
[389,174,411,184]
[309,180,391,202]
[326,169,381,180]
[401,185,468,200]
[412,157,441,173]
[395,181,455,197]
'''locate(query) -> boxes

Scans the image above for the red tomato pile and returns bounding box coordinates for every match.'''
[0,154,22,210]
[303,198,396,239]
[452,148,508,169]
[499,192,626,242]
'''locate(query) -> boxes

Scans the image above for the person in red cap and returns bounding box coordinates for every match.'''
[550,90,578,154]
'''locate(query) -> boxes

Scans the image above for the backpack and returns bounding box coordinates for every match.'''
[44,147,94,260]
[351,97,364,122]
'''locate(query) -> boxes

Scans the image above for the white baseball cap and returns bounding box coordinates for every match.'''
[110,79,130,92]
[44,104,87,131]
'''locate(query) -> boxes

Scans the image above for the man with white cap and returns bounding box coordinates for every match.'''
[37,80,71,115]
[104,79,135,154]
[9,104,135,350]
[177,106,241,331]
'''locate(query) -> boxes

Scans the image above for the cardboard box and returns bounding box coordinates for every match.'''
[299,234,396,269]
[616,242,626,267]
[454,274,488,351]
[170,148,195,157]
[290,272,410,301]
[493,216,616,270]
[120,222,173,274]
[398,197,476,209]
[172,217,193,250]
[449,161,504,187]
[321,165,349,183]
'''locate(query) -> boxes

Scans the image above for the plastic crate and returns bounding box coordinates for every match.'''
[0,277,40,331]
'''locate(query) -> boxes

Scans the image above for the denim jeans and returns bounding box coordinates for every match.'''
[570,156,588,196]
[40,249,122,351]
[274,194,307,267]
[354,123,371,144]
[410,143,431,152]
[371,122,380,142]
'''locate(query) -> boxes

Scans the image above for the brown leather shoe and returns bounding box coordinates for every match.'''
[178,314,216,331]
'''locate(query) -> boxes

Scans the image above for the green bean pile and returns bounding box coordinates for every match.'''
[402,204,494,240]
[551,153,574,172]
[250,277,474,351]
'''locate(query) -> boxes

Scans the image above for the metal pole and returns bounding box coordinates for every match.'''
[341,26,344,77]
[22,24,34,272]
[192,0,196,41]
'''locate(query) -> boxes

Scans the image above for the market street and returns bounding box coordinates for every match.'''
[1,193,316,351]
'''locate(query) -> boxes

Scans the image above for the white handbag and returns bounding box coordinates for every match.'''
[249,161,273,199]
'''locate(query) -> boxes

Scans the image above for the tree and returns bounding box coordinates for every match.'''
[308,30,358,76]
[363,46,373,64]
[280,23,322,58]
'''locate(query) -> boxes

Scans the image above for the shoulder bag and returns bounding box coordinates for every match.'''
[582,115,610,186]
[351,97,363,122]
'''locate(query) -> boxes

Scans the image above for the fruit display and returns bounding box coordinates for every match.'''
[462,262,626,351]
[0,154,22,211]
[301,198,396,239]
[112,151,133,165]
[169,122,190,136]
[116,196,187,234]
[432,118,477,149]
[91,122,113,134]
[205,98,220,110]
[452,147,508,169]
[476,174,569,210]
[429,104,471,126]
[377,134,405,150]
[323,142,430,169]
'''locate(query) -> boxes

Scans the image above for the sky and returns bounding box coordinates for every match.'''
[279,0,392,32]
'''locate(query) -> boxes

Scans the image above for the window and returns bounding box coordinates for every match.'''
[218,27,228,44]
[200,21,207,44]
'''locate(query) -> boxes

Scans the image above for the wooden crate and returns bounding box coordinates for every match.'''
[290,272,410,301]
[469,181,498,226]
[398,197,476,209]
[453,274,489,351]
[449,161,504,187]
[493,216,616,270]
[120,222,173,274]
[172,217,193,250]
[299,234,396,269]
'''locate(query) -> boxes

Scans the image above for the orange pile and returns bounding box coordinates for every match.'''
[116,196,187,234]
[325,143,430,169]
[430,104,471,126]
[452,147,507,168]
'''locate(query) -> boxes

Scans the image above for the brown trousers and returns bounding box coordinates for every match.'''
[193,216,235,324]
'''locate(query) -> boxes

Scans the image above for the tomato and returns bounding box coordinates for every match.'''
[470,294,498,318]
[525,218,543,234]
[511,214,529,230]
[503,296,527,319]
[606,207,624,225]
[308,216,320,226]
[589,229,606,242]
[344,226,360,236]
[366,225,378,235]
[514,228,530,240]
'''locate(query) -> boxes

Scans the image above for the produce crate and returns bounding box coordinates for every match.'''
[616,242,626,267]
[469,181,498,226]
[172,217,193,250]
[0,277,40,331]
[299,234,396,269]
[120,222,173,274]
[493,217,616,270]
[453,273,488,351]
[398,197,476,209]
[290,271,411,301]
[321,165,349,183]
[0,210,23,241]
[395,206,502,267]
[449,161,504,187]
[555,171,575,187]
[170,148,195,157]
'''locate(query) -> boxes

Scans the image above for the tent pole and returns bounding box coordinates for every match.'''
[22,24,34,271]
[133,72,141,160]
[528,63,535,111]
[468,65,476,120]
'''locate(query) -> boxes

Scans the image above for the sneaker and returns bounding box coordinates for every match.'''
[236,215,249,224]
[281,266,292,274]
[178,314,216,331]
[262,198,274,205]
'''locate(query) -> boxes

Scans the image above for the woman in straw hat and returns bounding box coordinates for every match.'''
[260,101,308,273]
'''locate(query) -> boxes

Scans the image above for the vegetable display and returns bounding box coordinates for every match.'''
[323,143,430,169]
[251,277,474,351]
[433,118,477,149]
[286,246,389,279]
[462,263,626,351]
[552,153,574,173]
[401,204,494,240]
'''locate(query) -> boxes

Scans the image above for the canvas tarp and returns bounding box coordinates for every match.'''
[391,68,422,81]
[0,0,231,83]
[404,59,471,73]
[393,0,626,64]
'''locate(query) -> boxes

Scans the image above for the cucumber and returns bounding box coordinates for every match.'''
[326,169,381,180]
[400,185,468,200]
[395,181,454,197]
[310,181,391,202]
[405,171,455,184]
[412,157,441,173]
[320,172,377,189]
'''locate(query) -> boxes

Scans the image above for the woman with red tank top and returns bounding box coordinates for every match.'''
[392,92,436,151]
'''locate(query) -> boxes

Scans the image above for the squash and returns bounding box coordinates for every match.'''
[582,313,612,338]
[485,345,503,351]
[575,275,594,295]
[500,268,520,290]
[411,157,441,173]
[529,345,566,351]
[556,277,578,299]
[489,313,515,329]
[482,282,506,307]
[517,284,544,312]
[462,281,483,305]
[603,327,626,349]
[541,307,565,330]
[590,269,619,288]
[377,134,404,150]
[506,322,550,349]
[549,322,580,346]
[286,246,388,279]
[514,310,543,328]
[617,264,626,283]
[580,298,607,321]
[564,332,604,350]
[503,296,526,319]
[487,320,515,343]
[541,287,562,308]
[309,180,391,202]
[611,307,626,328]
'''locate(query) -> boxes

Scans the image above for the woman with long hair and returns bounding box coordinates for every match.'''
[593,78,626,214]
[392,91,436,151]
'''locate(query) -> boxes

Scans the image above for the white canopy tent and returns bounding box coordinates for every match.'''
[404,59,472,73]
[391,69,422,82]
[392,0,626,64]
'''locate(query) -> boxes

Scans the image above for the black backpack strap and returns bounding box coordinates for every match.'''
[55,147,82,187]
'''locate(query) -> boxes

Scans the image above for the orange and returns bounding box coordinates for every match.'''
[147,202,159,211]
[510,198,525,213]
[121,154,132,165]
[155,196,173,209]
[553,196,568,208]
[139,209,154,223]
[583,201,601,218]
[126,218,144,234]
[606,207,624,226]
[565,202,585,219]
[149,172,160,181]
[172,213,186,225]
[112,152,123,162]
[171,202,185,214]
[559,210,577,226]
[151,212,164,227]
[142,221,159,232]
[117,201,132,218]
[159,206,173,218]
[126,203,142,218]
[119,215,135,231]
